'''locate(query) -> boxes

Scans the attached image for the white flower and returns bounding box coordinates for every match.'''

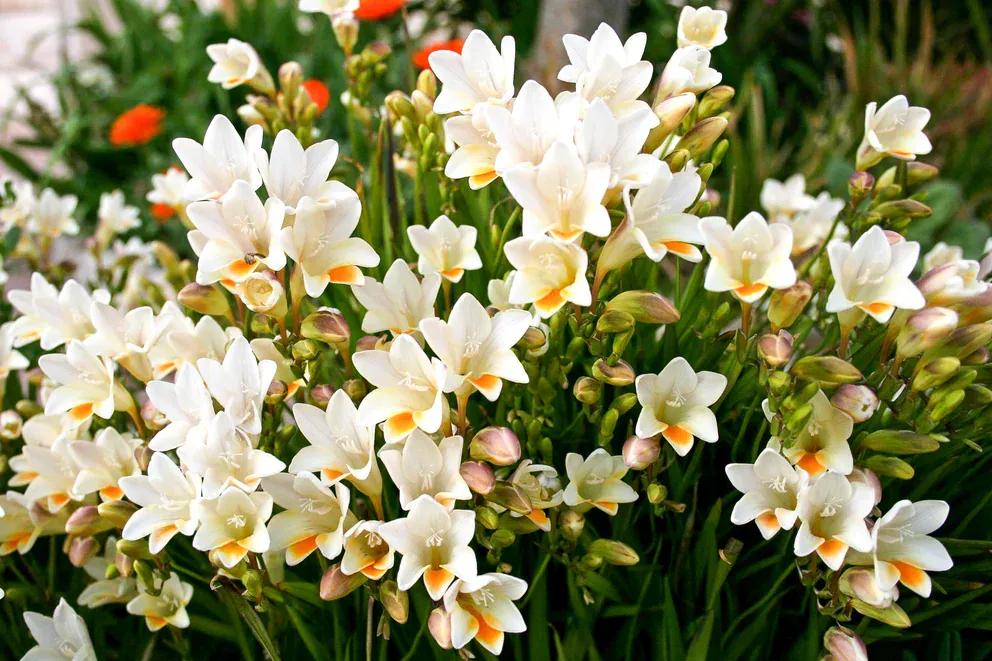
[826,226,925,323]
[69,428,141,502]
[505,461,563,531]
[197,335,277,436]
[179,412,284,498]
[443,573,528,655]
[353,334,448,443]
[39,341,119,425]
[635,357,727,456]
[857,95,932,170]
[193,487,273,568]
[725,448,807,539]
[575,99,661,191]
[172,114,263,201]
[0,180,35,229]
[235,271,286,314]
[84,303,168,382]
[120,452,201,553]
[79,536,137,608]
[379,430,471,510]
[760,174,814,223]
[562,448,638,515]
[351,259,440,335]
[290,389,383,501]
[23,438,82,512]
[700,212,797,303]
[787,192,845,254]
[23,598,96,661]
[408,215,482,283]
[655,46,722,100]
[146,363,216,452]
[0,323,28,379]
[147,167,190,214]
[859,499,952,598]
[923,242,963,273]
[503,236,591,317]
[378,494,477,600]
[206,38,264,89]
[503,140,611,242]
[126,572,193,631]
[598,165,706,274]
[150,314,231,378]
[9,415,75,488]
[341,520,395,580]
[263,472,352,565]
[558,23,653,115]
[677,6,728,49]
[0,491,61,555]
[487,80,577,173]
[256,130,355,214]
[28,188,79,237]
[795,473,874,570]
[298,0,358,16]
[443,110,501,190]
[95,190,140,244]
[9,275,109,350]
[918,259,988,307]
[767,391,853,476]
[430,29,515,114]
[186,179,286,285]
[421,293,530,401]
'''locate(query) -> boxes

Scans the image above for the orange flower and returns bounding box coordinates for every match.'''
[110,104,165,147]
[355,0,404,20]
[150,203,175,220]
[412,38,464,71]
[302,79,331,113]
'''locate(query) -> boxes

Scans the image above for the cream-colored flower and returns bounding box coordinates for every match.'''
[726,448,807,539]
[503,237,590,317]
[558,23,653,115]
[408,215,482,283]
[431,29,515,114]
[379,430,471,510]
[263,473,353,565]
[341,520,394,580]
[655,46,722,100]
[39,341,119,425]
[126,572,193,631]
[119,452,201,554]
[765,391,853,476]
[795,473,873,570]
[700,212,796,303]
[28,188,79,237]
[206,38,267,90]
[351,259,440,335]
[677,6,728,49]
[193,487,273,568]
[563,448,638,515]
[857,95,932,170]
[443,573,528,655]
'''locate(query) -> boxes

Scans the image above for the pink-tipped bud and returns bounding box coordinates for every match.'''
[460,461,495,495]
[68,536,99,567]
[470,427,521,466]
[65,506,104,536]
[823,625,869,661]
[622,436,660,470]
[178,283,231,317]
[839,568,897,608]
[428,607,452,649]
[356,335,380,352]
[309,384,335,408]
[757,330,794,367]
[320,564,367,601]
[830,385,879,423]
[134,445,153,472]
[848,171,875,199]
[847,467,882,506]
[896,307,958,358]
[140,398,166,431]
[301,308,350,345]
[768,282,812,330]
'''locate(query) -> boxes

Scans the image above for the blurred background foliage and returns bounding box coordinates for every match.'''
[2,1,992,660]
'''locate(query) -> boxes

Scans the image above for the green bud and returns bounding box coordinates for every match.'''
[768,281,812,331]
[872,199,932,220]
[785,403,813,433]
[876,162,939,189]
[664,149,691,172]
[588,539,639,566]
[490,529,516,550]
[475,506,500,530]
[487,482,532,515]
[384,91,415,121]
[292,339,320,362]
[611,392,639,415]
[573,376,602,405]
[178,283,231,318]
[581,553,604,570]
[301,309,350,345]
[599,408,619,438]
[862,455,915,480]
[676,116,728,158]
[341,378,367,402]
[911,356,960,391]
[416,69,438,98]
[98,501,137,529]
[592,359,635,387]
[859,430,941,455]
[381,580,409,624]
[791,356,863,385]
[605,290,680,324]
[242,570,263,601]
[768,371,792,395]
[710,139,730,167]
[559,509,585,541]
[697,85,735,118]
[926,388,964,422]
[647,483,667,505]
[132,559,156,590]
[596,309,636,334]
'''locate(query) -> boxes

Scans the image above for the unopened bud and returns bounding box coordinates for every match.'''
[622,436,660,470]
[242,570,263,601]
[460,461,495,495]
[385,91,414,122]
[965,347,990,365]
[791,356,863,385]
[487,482,531,515]
[573,376,602,405]
[278,62,303,99]
[380,580,409,624]
[768,281,812,330]
[830,385,879,423]
[410,90,433,121]
[644,93,695,152]
[320,563,367,600]
[664,148,690,172]
[862,454,915,480]
[301,308,351,345]
[331,12,358,55]
[757,330,793,367]
[877,161,939,189]
[559,509,585,541]
[823,624,870,661]
[860,430,941,455]
[178,283,231,317]
[341,378,367,402]
[606,290,680,324]
[873,198,932,220]
[647,482,667,505]
[68,536,99,568]
[470,427,521,466]
[897,307,958,358]
[595,309,635,334]
[65,505,110,536]
[697,85,735,118]
[520,325,547,351]
[428,607,452,649]
[592,359,635,387]
[416,69,437,98]
[116,538,153,560]
[588,539,639,566]
[266,380,288,404]
[490,528,516,549]
[475,506,500,530]
[912,356,960,391]
[848,171,875,200]
[237,103,266,127]
[0,410,22,439]
[292,339,319,362]
[115,550,133,577]
[676,116,728,158]
[356,335,380,352]
[308,384,334,408]
[98,500,137,529]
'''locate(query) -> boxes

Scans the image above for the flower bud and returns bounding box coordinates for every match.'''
[573,376,602,405]
[380,580,409,624]
[965,347,990,365]
[356,335,380,352]
[697,85,735,118]
[595,309,635,334]
[320,563,367,601]
[178,283,231,317]
[309,384,335,408]
[592,359,635,387]
[470,427,521,466]
[237,103,266,127]
[237,271,287,315]
[68,536,99,568]
[876,161,939,189]
[416,68,437,98]
[823,625,870,661]
[301,308,351,345]
[115,550,133,577]
[873,198,932,220]
[278,61,303,97]
[65,505,111,537]
[622,436,660,470]
[675,116,728,159]
[0,410,22,439]
[896,307,958,358]
[292,339,319,362]
[559,509,585,541]
[241,569,263,601]
[848,171,875,200]
[829,385,878,423]
[605,290,680,324]
[266,380,288,404]
[341,378,367,402]
[791,356,863,385]
[384,91,415,122]
[588,539,640,566]
[490,529,516,549]
[410,90,433,121]
[98,500,137,529]
[911,356,960,391]
[475,506,500,530]
[116,538,153,560]
[768,281,812,330]
[847,468,883,507]
[860,430,941,455]
[520,325,547,351]
[428,608,452,649]
[664,148,691,172]
[331,12,358,55]
[460,461,495,495]
[647,482,667,504]
[486,482,532,515]
[757,331,793,367]
[862,455,915,480]
[644,93,695,152]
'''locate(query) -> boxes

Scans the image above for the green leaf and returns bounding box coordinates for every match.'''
[218,586,281,660]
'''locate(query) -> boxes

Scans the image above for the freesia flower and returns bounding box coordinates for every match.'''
[559,23,652,115]
[700,212,796,303]
[179,412,285,498]
[8,415,74,488]
[575,99,661,191]
[563,449,638,515]
[146,363,216,452]
[255,130,354,214]
[442,110,501,189]
[635,356,727,456]
[826,225,925,323]
[186,180,286,285]
[126,572,193,631]
[109,104,165,147]
[263,472,353,565]
[84,302,168,382]
[726,448,808,539]
[443,573,528,655]
[856,95,932,170]
[503,140,611,242]
[95,190,140,244]
[677,6,728,49]
[378,494,477,599]
[430,29,515,114]
[9,276,108,350]
[23,598,96,661]
[503,236,591,317]
[147,167,189,220]
[655,46,722,101]
[120,452,201,553]
[172,114,263,200]
[69,428,141,502]
[290,389,383,500]
[150,314,230,378]
[353,333,448,442]
[505,461,563,531]
[917,259,988,308]
[197,336,277,436]
[298,0,358,17]
[795,473,874,570]
[39,341,119,424]
[193,487,273,568]
[420,293,530,401]
[0,323,28,379]
[351,259,440,335]
[786,192,845,255]
[486,80,576,173]
[341,520,395,579]
[206,38,268,90]
[379,430,471,509]
[22,438,82,512]
[28,187,79,237]
[79,536,137,609]
[0,491,61,555]
[760,174,814,223]
[923,242,963,273]
[0,180,35,229]
[767,390,853,476]
[407,215,482,283]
